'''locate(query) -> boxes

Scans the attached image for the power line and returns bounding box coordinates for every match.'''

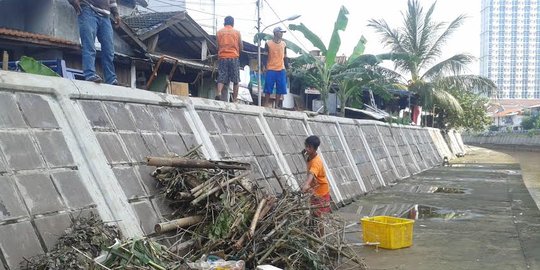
[261,0,310,53]
[150,0,257,21]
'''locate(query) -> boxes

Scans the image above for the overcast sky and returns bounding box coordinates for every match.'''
[146,0,481,73]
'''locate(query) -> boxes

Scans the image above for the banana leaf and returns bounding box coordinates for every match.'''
[326,6,349,68]
[18,56,60,77]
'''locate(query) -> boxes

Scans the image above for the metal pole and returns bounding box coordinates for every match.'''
[257,0,262,106]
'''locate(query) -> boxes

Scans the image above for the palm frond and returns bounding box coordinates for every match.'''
[367,19,406,53]
[432,89,463,113]
[435,75,498,95]
[423,14,467,65]
[402,0,421,53]
[417,2,441,64]
[421,54,475,80]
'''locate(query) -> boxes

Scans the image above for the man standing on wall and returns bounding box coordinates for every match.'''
[68,0,119,85]
[263,27,288,108]
[216,16,243,102]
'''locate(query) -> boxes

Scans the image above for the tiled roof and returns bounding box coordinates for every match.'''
[0,28,78,47]
[494,108,523,117]
[123,12,181,35]
[493,99,540,108]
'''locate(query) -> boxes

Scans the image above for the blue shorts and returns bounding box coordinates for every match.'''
[264,69,287,95]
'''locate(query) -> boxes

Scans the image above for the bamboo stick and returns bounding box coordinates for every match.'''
[154,216,203,234]
[291,228,365,266]
[262,218,288,241]
[146,156,250,170]
[258,197,276,222]
[2,51,8,71]
[258,230,289,265]
[249,198,267,238]
[190,172,222,194]
[191,172,250,205]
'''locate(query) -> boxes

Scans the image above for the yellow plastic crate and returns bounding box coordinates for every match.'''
[361,216,415,249]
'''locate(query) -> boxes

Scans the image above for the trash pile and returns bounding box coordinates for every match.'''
[148,146,368,270]
[20,213,120,270]
[20,146,368,270]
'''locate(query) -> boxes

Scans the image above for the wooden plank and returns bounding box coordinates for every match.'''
[117,22,147,51]
[147,34,159,53]
[2,51,8,71]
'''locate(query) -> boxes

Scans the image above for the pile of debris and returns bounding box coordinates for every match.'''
[148,146,368,270]
[20,146,368,270]
[21,213,120,270]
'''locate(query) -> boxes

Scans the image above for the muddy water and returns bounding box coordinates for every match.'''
[460,147,540,210]
[499,150,540,210]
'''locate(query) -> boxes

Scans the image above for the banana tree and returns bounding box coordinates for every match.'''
[287,5,351,114]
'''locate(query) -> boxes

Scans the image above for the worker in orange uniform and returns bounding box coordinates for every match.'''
[216,16,243,102]
[301,135,331,236]
[263,26,288,108]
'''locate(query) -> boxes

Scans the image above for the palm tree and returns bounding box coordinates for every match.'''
[368,0,496,118]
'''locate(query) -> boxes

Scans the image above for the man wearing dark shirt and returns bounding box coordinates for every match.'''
[68,0,120,85]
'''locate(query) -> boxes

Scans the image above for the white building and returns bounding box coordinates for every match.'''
[480,0,540,99]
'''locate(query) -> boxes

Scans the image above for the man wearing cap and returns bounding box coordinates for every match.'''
[263,27,288,108]
[68,0,120,85]
[216,16,243,102]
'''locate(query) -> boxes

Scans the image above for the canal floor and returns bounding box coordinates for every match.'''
[337,147,540,270]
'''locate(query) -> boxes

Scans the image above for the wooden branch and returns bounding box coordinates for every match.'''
[249,198,267,238]
[191,172,250,205]
[146,156,251,170]
[262,218,288,242]
[291,228,365,266]
[258,197,276,222]
[191,172,223,195]
[154,216,203,234]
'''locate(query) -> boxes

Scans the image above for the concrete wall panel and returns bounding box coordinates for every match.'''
[0,71,452,269]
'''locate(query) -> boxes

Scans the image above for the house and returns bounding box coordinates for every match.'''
[0,0,235,97]
[488,99,540,130]
[0,0,149,85]
[120,11,218,94]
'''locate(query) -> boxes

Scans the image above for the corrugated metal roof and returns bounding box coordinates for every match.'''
[0,28,79,47]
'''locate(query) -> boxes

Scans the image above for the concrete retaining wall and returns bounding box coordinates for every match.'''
[0,71,451,269]
[463,133,540,149]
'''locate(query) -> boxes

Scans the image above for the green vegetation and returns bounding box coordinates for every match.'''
[368,0,496,117]
[441,89,492,131]
[258,0,495,126]
[521,114,540,130]
[285,6,398,115]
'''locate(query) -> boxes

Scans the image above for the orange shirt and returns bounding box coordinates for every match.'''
[217,26,241,59]
[307,154,330,197]
[266,40,286,71]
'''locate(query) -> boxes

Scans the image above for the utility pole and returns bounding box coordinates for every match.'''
[213,0,217,34]
[256,0,262,106]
